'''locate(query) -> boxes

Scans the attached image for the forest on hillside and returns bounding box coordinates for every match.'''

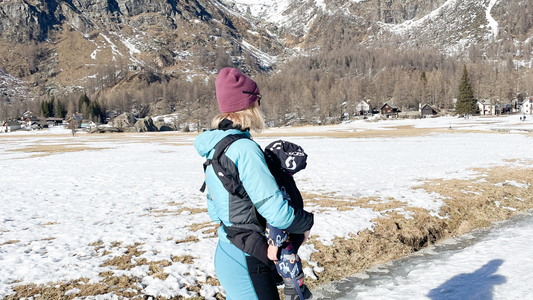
[2,36,533,129]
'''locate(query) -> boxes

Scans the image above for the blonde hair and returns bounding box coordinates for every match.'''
[212,105,265,133]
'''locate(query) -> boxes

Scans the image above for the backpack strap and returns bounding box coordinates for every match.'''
[200,134,249,198]
[199,159,212,193]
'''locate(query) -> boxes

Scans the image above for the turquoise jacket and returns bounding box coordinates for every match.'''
[194,128,299,243]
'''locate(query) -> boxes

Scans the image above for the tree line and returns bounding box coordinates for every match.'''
[3,42,532,129]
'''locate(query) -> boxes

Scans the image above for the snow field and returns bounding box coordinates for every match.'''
[1,115,533,299]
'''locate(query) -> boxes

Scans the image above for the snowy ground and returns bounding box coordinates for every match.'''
[314,210,533,300]
[1,115,532,299]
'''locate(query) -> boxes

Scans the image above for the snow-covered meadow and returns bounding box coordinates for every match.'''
[1,115,532,299]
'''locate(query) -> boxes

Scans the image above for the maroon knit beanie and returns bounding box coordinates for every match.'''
[215,68,260,113]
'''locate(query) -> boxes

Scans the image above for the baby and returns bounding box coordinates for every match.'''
[264,140,312,300]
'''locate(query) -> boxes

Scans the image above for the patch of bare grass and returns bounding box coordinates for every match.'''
[40,222,59,226]
[9,144,111,158]
[188,221,218,233]
[171,255,196,264]
[302,192,402,213]
[148,206,207,218]
[259,127,447,139]
[146,260,172,280]
[4,240,214,299]
[175,236,200,244]
[177,207,208,215]
[0,240,20,246]
[6,275,144,300]
[101,243,146,270]
[305,164,533,289]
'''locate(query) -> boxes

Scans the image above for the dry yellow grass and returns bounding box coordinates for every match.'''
[3,131,196,159]
[0,240,20,246]
[8,144,111,158]
[304,163,533,289]
[171,255,196,264]
[40,222,59,226]
[177,207,209,215]
[255,126,525,139]
[175,236,201,244]
[257,126,446,139]
[188,221,219,233]
[149,206,207,218]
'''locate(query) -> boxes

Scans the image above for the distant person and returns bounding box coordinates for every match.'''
[194,67,313,300]
[69,117,78,137]
[524,115,527,122]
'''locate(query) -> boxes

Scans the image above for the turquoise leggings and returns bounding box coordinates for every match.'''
[215,241,280,300]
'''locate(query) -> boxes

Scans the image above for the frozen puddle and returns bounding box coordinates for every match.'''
[313,210,533,300]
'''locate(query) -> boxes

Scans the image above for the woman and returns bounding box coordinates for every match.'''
[194,68,313,300]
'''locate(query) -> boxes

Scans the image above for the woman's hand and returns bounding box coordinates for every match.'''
[302,230,310,245]
[268,245,279,261]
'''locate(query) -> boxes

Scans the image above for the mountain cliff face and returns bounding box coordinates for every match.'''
[0,0,284,96]
[0,0,532,103]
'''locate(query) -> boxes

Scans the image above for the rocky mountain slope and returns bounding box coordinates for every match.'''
[0,0,284,97]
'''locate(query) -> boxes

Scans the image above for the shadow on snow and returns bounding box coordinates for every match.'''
[427,259,506,300]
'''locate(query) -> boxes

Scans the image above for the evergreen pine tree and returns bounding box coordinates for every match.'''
[55,99,66,118]
[78,94,90,116]
[38,100,46,117]
[47,96,55,118]
[456,65,477,115]
[91,100,102,123]
[39,100,51,117]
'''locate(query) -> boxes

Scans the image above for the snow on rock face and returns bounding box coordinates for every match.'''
[0,68,33,103]
[375,0,493,55]
[485,0,499,38]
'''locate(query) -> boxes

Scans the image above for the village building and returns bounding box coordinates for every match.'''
[476,99,493,115]
[2,120,22,132]
[46,117,64,126]
[65,114,83,128]
[520,97,533,115]
[24,116,40,127]
[380,102,400,118]
[1,121,8,133]
[500,103,512,114]
[420,104,438,118]
[24,116,48,130]
[355,100,373,116]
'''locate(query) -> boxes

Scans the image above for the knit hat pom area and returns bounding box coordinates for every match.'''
[215,67,260,113]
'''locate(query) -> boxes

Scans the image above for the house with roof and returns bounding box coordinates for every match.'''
[24,116,48,130]
[380,102,400,118]
[520,97,533,115]
[65,114,83,128]
[24,116,40,127]
[420,104,438,118]
[476,99,495,115]
[46,117,64,126]
[2,120,22,132]
[355,100,373,116]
